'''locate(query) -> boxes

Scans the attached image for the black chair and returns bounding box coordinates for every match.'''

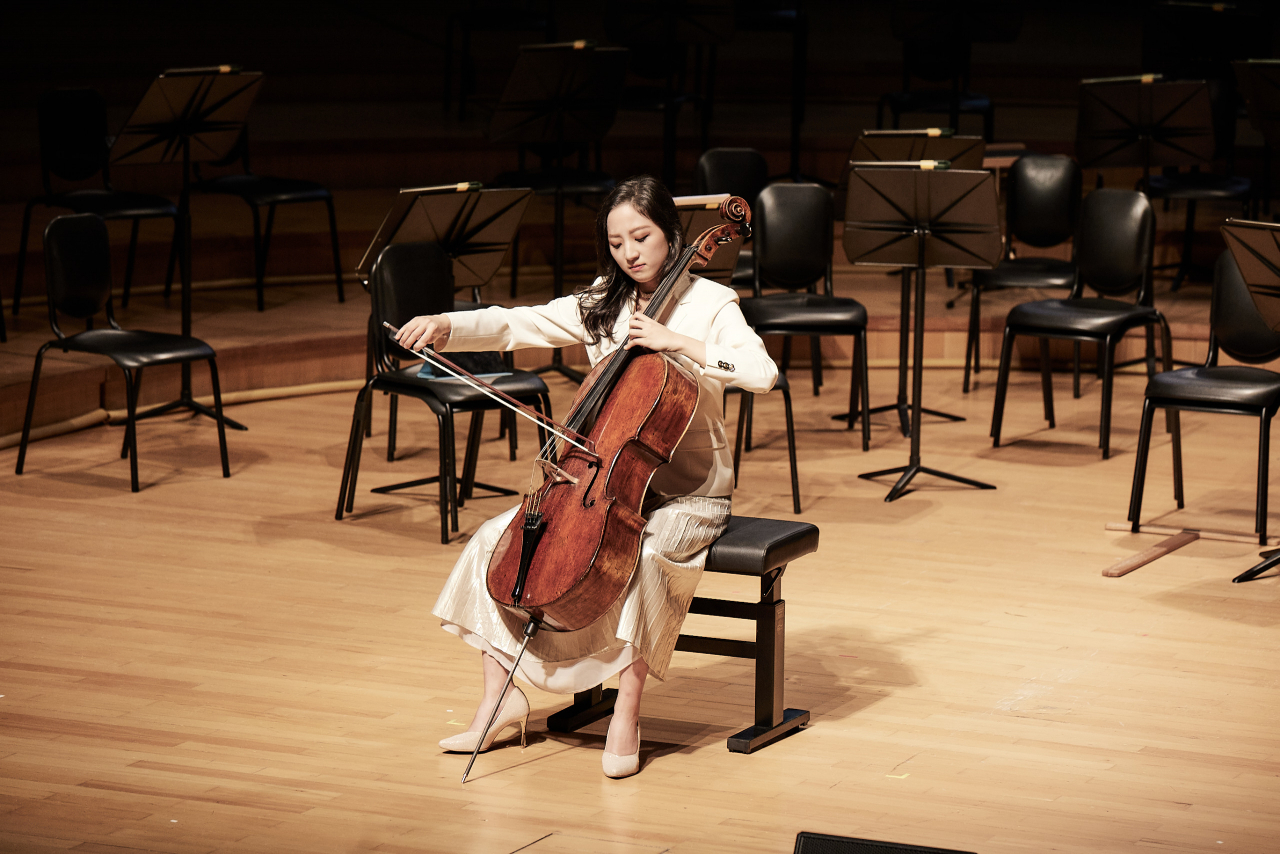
[1129,252,1280,546]
[14,89,178,315]
[877,39,995,142]
[963,153,1081,393]
[15,214,229,492]
[191,128,344,312]
[694,147,770,288]
[991,188,1172,459]
[740,183,871,452]
[729,373,801,514]
[336,241,553,544]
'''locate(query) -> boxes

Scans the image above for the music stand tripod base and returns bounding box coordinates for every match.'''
[859,462,995,503]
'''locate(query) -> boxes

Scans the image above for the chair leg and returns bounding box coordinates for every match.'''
[259,203,278,311]
[1072,341,1082,399]
[121,368,144,460]
[1170,409,1184,509]
[324,196,345,303]
[506,409,518,461]
[250,204,266,312]
[13,200,37,315]
[1039,337,1055,428]
[744,384,755,452]
[459,410,484,505]
[991,327,1016,446]
[963,281,981,393]
[122,368,141,492]
[1128,398,1157,529]
[207,358,230,478]
[445,407,461,534]
[854,329,870,451]
[15,344,51,473]
[781,383,800,514]
[1258,413,1271,545]
[809,335,822,396]
[387,393,399,461]
[1099,338,1116,459]
[163,215,179,298]
[781,336,792,377]
[336,382,374,519]
[121,218,141,308]
[435,412,451,544]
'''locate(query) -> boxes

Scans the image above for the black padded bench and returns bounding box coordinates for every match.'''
[546,515,820,753]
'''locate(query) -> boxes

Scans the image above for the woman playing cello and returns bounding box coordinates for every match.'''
[394,175,777,778]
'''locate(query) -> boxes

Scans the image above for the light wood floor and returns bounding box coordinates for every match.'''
[2,364,1279,854]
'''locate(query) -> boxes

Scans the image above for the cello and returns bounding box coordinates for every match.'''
[388,194,750,780]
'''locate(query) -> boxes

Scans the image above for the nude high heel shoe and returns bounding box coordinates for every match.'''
[439,687,529,753]
[602,725,640,778]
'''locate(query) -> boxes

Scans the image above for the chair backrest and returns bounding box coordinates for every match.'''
[43,213,113,334]
[1212,251,1280,365]
[754,183,832,295]
[694,147,769,205]
[1006,154,1081,249]
[369,242,455,364]
[1075,188,1154,301]
[37,89,110,192]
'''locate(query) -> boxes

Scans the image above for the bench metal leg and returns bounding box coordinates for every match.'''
[546,685,617,733]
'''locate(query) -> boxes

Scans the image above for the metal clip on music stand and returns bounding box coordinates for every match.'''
[1218,218,1280,582]
[845,163,1001,501]
[110,67,263,431]
[488,42,628,383]
[838,129,986,436]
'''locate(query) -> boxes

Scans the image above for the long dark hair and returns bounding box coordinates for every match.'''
[577,175,685,345]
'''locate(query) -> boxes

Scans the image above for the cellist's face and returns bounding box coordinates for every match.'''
[607,202,669,289]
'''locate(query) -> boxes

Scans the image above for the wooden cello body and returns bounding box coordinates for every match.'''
[486,195,751,632]
[487,350,698,631]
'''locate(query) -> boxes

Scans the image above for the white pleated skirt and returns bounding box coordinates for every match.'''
[433,495,731,693]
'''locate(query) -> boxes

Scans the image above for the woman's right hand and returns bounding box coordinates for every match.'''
[395,314,452,352]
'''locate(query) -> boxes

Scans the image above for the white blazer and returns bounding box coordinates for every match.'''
[441,274,778,498]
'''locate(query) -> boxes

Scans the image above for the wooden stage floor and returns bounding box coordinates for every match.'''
[2,358,1278,853]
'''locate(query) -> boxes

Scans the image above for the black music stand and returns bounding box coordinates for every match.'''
[489,42,628,383]
[1076,75,1214,189]
[845,164,1001,501]
[110,67,262,431]
[356,183,533,301]
[1220,218,1280,582]
[674,193,744,286]
[838,130,986,437]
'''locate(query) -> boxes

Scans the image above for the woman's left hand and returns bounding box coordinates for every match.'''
[626,312,707,367]
[626,313,681,353]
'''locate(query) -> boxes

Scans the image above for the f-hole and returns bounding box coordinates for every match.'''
[580,460,600,508]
